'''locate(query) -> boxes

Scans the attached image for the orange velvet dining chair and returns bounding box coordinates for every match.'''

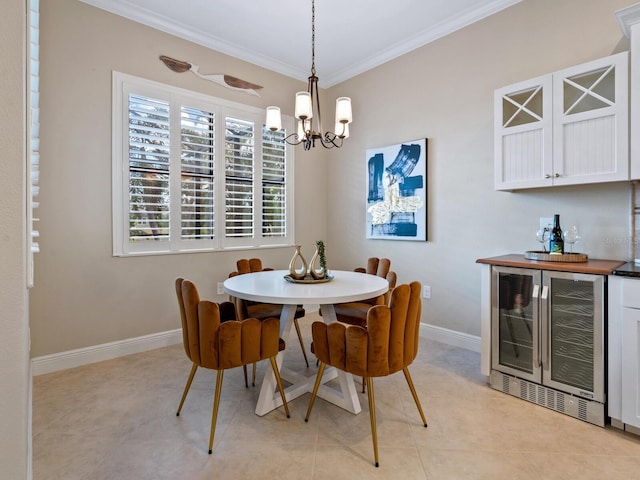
[334,257,397,328]
[228,258,310,377]
[330,257,397,392]
[305,281,427,467]
[175,278,290,454]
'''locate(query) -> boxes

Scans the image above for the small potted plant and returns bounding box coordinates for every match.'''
[309,240,327,279]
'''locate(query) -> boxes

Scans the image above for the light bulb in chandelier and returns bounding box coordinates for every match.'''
[294,92,313,120]
[335,121,349,139]
[265,106,282,131]
[335,97,352,124]
[297,120,306,139]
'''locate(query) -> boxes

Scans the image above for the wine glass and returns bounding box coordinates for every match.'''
[563,225,580,254]
[536,228,549,252]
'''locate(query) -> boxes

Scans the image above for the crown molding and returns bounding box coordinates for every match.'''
[617,3,640,38]
[80,0,521,87]
[325,0,522,86]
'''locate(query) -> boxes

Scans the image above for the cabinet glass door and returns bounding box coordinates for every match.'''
[492,267,540,382]
[494,75,553,190]
[542,272,604,402]
[552,51,628,185]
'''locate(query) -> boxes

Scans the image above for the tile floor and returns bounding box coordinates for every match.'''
[33,311,640,479]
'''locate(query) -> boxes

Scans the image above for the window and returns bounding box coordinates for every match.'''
[112,72,294,256]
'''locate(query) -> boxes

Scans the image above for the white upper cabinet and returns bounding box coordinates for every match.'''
[494,75,553,190]
[495,52,628,190]
[553,54,629,186]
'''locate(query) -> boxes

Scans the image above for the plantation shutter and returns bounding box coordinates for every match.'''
[113,72,294,255]
[180,106,215,240]
[128,94,171,242]
[261,127,286,237]
[225,117,254,238]
[27,0,40,287]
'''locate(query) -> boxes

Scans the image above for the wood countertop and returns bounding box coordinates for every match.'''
[476,254,626,275]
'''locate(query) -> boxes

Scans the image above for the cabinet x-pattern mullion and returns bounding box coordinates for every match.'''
[563,64,615,115]
[502,85,543,128]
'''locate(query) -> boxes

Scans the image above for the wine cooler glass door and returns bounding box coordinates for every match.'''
[541,272,604,402]
[491,267,541,382]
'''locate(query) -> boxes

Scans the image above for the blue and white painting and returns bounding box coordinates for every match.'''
[366,139,427,241]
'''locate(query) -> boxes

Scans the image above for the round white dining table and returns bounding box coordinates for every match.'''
[224,269,389,416]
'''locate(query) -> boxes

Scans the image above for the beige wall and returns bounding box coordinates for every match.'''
[31,0,329,356]
[326,0,634,336]
[0,0,30,477]
[32,0,635,359]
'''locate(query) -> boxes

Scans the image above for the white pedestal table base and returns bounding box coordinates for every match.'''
[254,303,362,416]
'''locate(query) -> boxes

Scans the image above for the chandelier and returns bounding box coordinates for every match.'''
[265,0,352,150]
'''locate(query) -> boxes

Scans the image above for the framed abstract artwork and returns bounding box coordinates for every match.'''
[365,138,427,241]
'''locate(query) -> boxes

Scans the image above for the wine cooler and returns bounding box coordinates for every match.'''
[490,266,605,426]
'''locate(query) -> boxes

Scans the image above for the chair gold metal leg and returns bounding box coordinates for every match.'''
[243,365,248,388]
[269,357,290,418]
[403,367,427,427]
[304,362,326,422]
[366,377,379,467]
[294,318,310,367]
[208,370,224,454]
[176,363,198,416]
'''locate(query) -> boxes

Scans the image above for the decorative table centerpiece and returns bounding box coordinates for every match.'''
[287,245,308,280]
[285,241,332,283]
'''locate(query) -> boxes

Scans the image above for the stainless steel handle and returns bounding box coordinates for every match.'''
[540,285,549,370]
[544,173,561,179]
[532,285,541,368]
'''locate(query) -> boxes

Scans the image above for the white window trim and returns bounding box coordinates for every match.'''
[112,71,295,256]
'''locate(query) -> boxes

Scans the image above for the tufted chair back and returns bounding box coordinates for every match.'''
[228,258,274,320]
[355,257,391,278]
[305,281,427,467]
[312,282,421,377]
[334,258,397,327]
[235,258,271,275]
[182,280,281,369]
[176,278,237,364]
[176,276,199,362]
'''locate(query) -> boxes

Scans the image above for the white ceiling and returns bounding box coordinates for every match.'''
[80,0,522,87]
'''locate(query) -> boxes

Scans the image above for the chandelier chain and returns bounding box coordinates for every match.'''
[311,0,316,76]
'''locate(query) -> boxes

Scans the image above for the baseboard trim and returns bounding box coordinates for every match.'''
[31,329,183,376]
[32,322,480,376]
[420,323,481,353]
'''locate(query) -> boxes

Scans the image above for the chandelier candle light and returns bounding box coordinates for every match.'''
[265,0,353,150]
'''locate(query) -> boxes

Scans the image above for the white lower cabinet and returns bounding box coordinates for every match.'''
[620,277,640,429]
[622,305,640,428]
[609,275,640,432]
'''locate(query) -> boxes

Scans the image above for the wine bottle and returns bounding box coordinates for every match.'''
[549,214,564,255]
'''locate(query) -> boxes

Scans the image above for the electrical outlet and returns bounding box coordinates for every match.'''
[217,282,224,295]
[422,285,431,299]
